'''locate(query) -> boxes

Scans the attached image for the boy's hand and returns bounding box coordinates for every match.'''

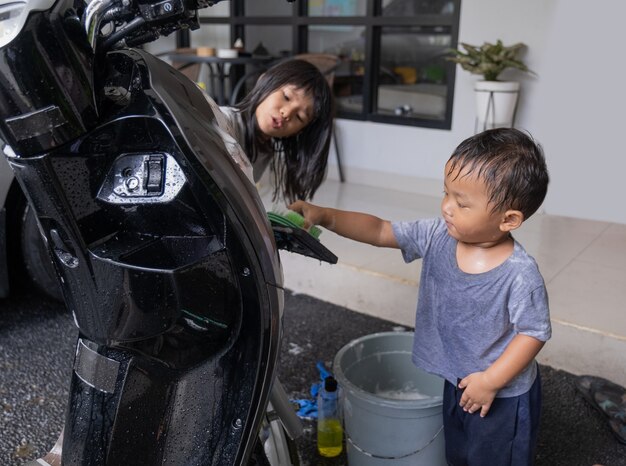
[458,335,545,418]
[458,371,499,417]
[289,201,397,248]
[288,200,330,231]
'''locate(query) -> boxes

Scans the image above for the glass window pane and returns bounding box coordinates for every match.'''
[376,26,451,121]
[198,2,229,17]
[245,0,292,16]
[309,25,366,114]
[207,26,292,104]
[381,0,456,16]
[191,24,231,50]
[245,25,292,57]
[308,0,366,17]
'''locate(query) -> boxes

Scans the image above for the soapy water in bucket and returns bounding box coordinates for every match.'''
[348,350,444,403]
[375,381,436,401]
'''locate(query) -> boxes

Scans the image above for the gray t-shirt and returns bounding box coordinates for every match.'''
[392,217,551,397]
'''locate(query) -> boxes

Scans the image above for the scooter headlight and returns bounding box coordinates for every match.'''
[0,0,56,49]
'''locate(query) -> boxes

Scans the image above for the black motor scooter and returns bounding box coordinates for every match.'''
[0,0,336,464]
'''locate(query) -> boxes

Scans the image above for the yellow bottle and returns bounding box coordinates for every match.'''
[317,376,343,457]
[318,418,343,457]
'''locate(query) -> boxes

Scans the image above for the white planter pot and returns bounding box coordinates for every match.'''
[474,81,520,130]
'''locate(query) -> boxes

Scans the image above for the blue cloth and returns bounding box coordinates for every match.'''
[392,218,551,397]
[291,361,333,419]
[292,399,317,419]
[443,371,542,465]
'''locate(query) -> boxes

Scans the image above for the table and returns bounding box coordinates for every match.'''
[161,53,277,105]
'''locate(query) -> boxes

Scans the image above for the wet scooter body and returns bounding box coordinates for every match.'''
[0,0,334,463]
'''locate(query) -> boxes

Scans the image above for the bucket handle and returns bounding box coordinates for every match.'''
[345,425,443,460]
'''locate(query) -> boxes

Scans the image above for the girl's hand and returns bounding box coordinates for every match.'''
[458,371,499,417]
[288,200,329,231]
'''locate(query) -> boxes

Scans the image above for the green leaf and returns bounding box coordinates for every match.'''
[446,40,534,81]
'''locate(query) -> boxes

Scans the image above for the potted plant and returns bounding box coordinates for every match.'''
[448,40,534,129]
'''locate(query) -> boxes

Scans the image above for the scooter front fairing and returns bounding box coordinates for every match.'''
[0,2,286,462]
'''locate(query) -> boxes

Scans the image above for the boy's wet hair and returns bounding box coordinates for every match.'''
[236,59,334,202]
[447,128,549,219]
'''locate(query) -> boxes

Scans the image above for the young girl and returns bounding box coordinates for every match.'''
[218,59,334,203]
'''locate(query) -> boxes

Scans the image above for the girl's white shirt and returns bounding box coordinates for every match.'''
[217,106,273,183]
[200,91,255,183]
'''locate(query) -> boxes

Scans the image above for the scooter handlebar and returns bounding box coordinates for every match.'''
[89,0,294,52]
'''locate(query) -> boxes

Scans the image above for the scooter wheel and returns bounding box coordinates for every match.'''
[18,200,62,301]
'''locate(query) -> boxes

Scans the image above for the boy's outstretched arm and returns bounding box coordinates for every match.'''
[458,334,545,417]
[288,200,398,248]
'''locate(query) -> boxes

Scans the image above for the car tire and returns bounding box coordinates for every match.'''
[19,202,63,301]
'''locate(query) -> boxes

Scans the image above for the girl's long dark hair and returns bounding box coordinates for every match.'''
[235,59,334,202]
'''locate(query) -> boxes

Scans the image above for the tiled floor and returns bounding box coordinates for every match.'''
[262,178,626,388]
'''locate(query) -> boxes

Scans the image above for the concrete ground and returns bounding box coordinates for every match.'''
[277,292,626,466]
[0,290,624,465]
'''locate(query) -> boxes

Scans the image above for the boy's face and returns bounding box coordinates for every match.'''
[441,161,507,245]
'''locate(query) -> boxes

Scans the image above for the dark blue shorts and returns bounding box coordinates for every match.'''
[443,370,542,466]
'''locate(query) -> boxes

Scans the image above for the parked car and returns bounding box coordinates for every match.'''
[0,156,61,300]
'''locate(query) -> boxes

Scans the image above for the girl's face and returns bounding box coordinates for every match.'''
[255,84,314,139]
[441,161,506,245]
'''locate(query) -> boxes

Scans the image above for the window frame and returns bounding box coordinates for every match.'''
[184,0,461,129]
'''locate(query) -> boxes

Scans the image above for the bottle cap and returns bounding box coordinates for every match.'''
[324,376,338,392]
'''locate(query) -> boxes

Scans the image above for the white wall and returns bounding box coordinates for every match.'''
[335,0,626,225]
[149,0,626,224]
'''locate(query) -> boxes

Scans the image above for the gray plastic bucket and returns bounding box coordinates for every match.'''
[333,332,446,466]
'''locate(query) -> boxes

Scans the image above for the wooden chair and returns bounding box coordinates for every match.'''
[294,53,341,86]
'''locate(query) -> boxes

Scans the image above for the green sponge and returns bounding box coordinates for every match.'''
[284,211,322,239]
[267,210,322,239]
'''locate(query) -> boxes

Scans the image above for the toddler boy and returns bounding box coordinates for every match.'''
[289,128,551,465]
